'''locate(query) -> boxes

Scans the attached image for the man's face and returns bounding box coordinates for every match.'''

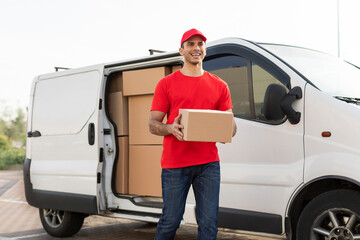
[180,36,206,65]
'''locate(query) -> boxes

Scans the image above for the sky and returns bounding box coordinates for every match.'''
[1,0,360,117]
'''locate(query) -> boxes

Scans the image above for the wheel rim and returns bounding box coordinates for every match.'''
[42,209,64,228]
[311,208,360,240]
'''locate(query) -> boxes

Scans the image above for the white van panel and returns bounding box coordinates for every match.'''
[216,116,304,218]
[304,84,360,182]
[30,131,98,195]
[29,67,103,196]
[32,70,100,135]
[25,76,38,160]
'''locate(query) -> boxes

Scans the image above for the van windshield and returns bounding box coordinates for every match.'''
[259,44,360,100]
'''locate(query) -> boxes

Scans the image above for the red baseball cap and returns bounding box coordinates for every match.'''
[180,28,207,47]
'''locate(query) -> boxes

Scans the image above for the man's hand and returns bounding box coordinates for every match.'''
[149,111,184,141]
[226,109,237,137]
[167,113,184,141]
[219,109,237,144]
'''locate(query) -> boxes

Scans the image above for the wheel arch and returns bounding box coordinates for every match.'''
[286,176,360,239]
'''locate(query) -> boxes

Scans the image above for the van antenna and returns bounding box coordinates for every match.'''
[149,49,166,55]
[55,67,70,72]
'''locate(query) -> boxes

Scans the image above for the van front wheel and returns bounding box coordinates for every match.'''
[296,189,360,240]
[39,208,85,237]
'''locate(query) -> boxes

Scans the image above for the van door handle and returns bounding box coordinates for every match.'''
[27,131,41,138]
[88,123,95,145]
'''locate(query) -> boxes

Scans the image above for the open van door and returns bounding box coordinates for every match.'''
[24,66,104,216]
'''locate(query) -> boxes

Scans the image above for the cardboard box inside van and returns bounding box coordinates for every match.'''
[123,66,171,96]
[114,136,129,194]
[108,72,123,93]
[108,91,129,136]
[129,145,162,197]
[128,94,165,145]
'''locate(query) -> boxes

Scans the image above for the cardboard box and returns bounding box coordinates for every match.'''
[108,72,123,93]
[123,66,171,96]
[179,109,233,143]
[128,94,165,145]
[129,145,162,197]
[108,92,129,136]
[114,137,129,194]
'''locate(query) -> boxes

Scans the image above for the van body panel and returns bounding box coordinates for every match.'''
[217,114,304,232]
[218,207,282,234]
[23,158,98,214]
[25,76,39,160]
[32,70,100,135]
[304,84,360,182]
[23,158,99,214]
[28,65,104,207]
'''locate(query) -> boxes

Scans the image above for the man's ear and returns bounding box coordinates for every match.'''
[179,47,184,56]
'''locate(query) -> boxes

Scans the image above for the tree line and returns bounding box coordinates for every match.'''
[0,107,26,169]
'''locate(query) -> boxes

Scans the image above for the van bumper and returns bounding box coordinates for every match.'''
[23,158,98,214]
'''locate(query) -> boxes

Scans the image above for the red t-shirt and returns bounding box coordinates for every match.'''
[151,70,233,169]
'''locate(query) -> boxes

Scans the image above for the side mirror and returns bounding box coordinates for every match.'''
[263,84,302,124]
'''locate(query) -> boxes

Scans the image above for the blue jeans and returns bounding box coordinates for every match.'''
[154,161,220,240]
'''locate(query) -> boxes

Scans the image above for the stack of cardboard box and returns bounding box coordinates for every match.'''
[108,66,181,197]
[122,66,173,197]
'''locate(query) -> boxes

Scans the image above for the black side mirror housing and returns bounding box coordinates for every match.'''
[263,84,287,121]
[263,84,302,124]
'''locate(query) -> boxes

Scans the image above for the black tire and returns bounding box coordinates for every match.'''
[39,208,85,237]
[296,189,360,240]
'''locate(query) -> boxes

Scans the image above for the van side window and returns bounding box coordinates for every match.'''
[204,54,287,123]
[252,62,287,121]
[204,55,252,119]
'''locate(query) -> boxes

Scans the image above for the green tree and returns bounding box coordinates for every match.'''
[0,105,26,169]
[0,118,6,135]
[9,108,26,144]
[0,135,10,149]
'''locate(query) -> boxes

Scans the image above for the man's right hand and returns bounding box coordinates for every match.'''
[167,113,184,141]
[149,111,184,141]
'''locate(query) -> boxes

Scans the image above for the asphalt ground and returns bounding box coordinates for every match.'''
[0,170,282,240]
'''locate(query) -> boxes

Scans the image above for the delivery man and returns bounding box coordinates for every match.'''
[149,28,236,240]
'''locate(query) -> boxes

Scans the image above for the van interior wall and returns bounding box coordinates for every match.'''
[107,72,129,194]
[106,65,181,198]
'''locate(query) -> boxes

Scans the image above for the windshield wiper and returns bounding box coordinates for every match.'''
[334,96,360,104]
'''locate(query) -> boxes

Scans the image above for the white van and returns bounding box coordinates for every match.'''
[24,38,360,240]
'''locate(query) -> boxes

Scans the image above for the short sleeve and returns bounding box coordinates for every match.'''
[151,77,170,113]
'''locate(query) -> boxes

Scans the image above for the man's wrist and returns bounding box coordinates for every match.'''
[165,124,172,135]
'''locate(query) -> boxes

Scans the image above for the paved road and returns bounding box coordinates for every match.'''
[0,170,282,240]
